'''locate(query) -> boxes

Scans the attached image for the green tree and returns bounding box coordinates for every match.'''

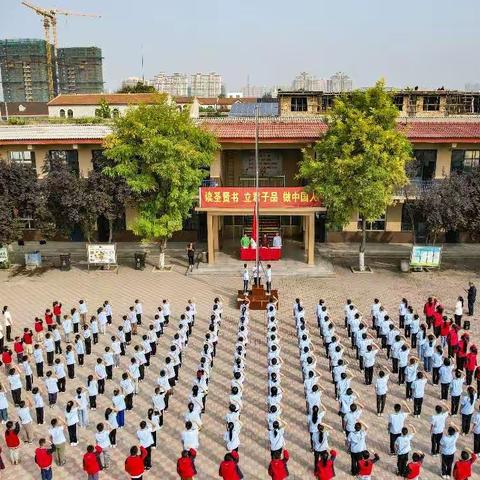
[117,82,156,94]
[96,98,112,119]
[103,99,219,268]
[298,80,412,270]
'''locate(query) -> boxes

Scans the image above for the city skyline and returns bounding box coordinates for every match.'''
[1,0,480,96]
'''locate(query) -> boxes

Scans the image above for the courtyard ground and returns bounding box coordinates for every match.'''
[0,256,478,479]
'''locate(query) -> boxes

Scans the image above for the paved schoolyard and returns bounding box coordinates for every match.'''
[0,261,478,479]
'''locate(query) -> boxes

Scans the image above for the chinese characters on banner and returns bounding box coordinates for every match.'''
[199,187,322,208]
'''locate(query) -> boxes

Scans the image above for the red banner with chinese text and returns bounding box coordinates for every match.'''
[199,187,322,209]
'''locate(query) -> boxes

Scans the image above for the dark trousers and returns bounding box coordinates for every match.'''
[390,432,400,454]
[451,395,460,415]
[67,424,77,444]
[432,367,440,384]
[243,280,248,292]
[392,357,399,374]
[67,364,75,379]
[397,453,409,475]
[441,383,449,401]
[398,366,406,385]
[468,300,474,316]
[40,467,53,480]
[441,454,454,476]
[6,325,11,342]
[377,394,386,414]
[266,281,271,293]
[431,432,442,455]
[36,362,44,377]
[109,429,117,446]
[364,366,373,385]
[57,377,66,393]
[399,315,405,329]
[144,446,152,469]
[411,333,417,349]
[85,338,91,354]
[474,432,480,454]
[98,379,105,395]
[54,341,62,354]
[125,393,133,410]
[89,395,96,409]
[73,323,79,333]
[36,406,44,424]
[413,397,423,415]
[462,413,472,434]
[47,351,54,366]
[11,388,22,406]
[406,381,413,399]
[25,374,33,391]
[350,451,362,475]
[454,314,462,326]
[106,365,113,380]
[78,354,84,366]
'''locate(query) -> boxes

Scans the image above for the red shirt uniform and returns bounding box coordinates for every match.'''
[23,331,33,345]
[125,446,147,478]
[83,446,102,475]
[268,450,289,480]
[53,305,61,317]
[433,311,443,328]
[440,322,451,338]
[457,339,469,359]
[5,424,20,448]
[219,459,242,480]
[13,341,24,355]
[314,450,337,480]
[35,447,53,469]
[34,320,43,333]
[405,460,423,479]
[177,449,197,479]
[357,457,379,476]
[448,329,459,348]
[1,351,12,366]
[424,302,435,318]
[44,312,53,326]
[453,453,477,480]
[466,352,478,372]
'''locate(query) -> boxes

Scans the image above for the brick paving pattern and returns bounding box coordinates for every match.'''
[0,264,478,479]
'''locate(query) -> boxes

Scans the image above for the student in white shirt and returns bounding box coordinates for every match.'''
[16,399,34,443]
[395,425,415,476]
[134,299,143,326]
[224,421,241,452]
[440,425,459,477]
[460,387,477,434]
[430,404,449,456]
[48,417,67,466]
[96,422,112,468]
[181,421,199,451]
[388,402,411,455]
[137,420,154,469]
[64,400,79,446]
[75,386,89,428]
[268,420,286,457]
[412,372,428,417]
[78,300,88,325]
[347,422,368,475]
[31,386,44,424]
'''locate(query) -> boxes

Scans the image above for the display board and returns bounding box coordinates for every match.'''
[242,150,283,176]
[87,244,117,265]
[410,245,442,268]
[25,251,42,269]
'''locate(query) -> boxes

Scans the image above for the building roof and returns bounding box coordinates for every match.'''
[48,93,164,106]
[0,102,48,117]
[2,117,480,145]
[0,124,110,144]
[197,97,257,106]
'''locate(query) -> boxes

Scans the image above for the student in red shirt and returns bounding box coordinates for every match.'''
[465,346,478,386]
[433,307,444,338]
[453,450,477,480]
[440,319,451,347]
[423,297,436,329]
[219,452,243,480]
[314,449,337,480]
[34,317,44,342]
[53,302,62,325]
[356,451,380,479]
[1,348,12,372]
[83,444,102,478]
[125,445,148,479]
[13,337,24,363]
[456,334,470,371]
[177,449,197,479]
[405,451,425,479]
[22,328,34,355]
[45,309,54,332]
[268,449,289,480]
[5,420,21,464]
[35,437,54,480]
[448,325,460,359]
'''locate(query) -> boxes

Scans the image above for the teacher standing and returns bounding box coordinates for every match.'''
[186,243,195,273]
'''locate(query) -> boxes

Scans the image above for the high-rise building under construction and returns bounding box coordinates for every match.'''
[0,38,55,102]
[57,47,103,94]
[0,39,103,102]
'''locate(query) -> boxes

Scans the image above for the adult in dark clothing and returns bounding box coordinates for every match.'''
[466,282,477,316]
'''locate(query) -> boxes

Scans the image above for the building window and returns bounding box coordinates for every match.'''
[59,109,66,118]
[357,214,386,231]
[49,150,80,175]
[412,149,437,180]
[67,109,74,118]
[393,95,404,111]
[112,108,120,118]
[9,151,36,168]
[422,95,440,111]
[290,96,308,112]
[451,150,480,173]
[321,95,335,111]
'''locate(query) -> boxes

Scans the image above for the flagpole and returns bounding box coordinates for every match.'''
[254,105,260,283]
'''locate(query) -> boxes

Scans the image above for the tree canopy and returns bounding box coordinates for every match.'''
[117,82,157,94]
[298,80,412,269]
[103,98,219,265]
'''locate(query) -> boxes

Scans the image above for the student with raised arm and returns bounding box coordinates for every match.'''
[347,421,368,476]
[395,425,416,476]
[431,404,450,456]
[440,424,460,478]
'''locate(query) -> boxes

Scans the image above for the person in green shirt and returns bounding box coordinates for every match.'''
[240,233,250,248]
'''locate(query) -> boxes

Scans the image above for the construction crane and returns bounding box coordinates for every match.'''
[21,1,100,99]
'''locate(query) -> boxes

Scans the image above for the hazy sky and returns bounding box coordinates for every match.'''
[2,0,480,92]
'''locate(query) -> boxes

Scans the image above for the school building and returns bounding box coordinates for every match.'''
[1,92,480,264]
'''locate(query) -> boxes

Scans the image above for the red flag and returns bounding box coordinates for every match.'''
[252,203,258,247]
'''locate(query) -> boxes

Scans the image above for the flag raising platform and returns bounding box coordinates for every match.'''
[237,285,279,310]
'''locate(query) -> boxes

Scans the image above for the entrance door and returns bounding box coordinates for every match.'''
[315,213,326,242]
